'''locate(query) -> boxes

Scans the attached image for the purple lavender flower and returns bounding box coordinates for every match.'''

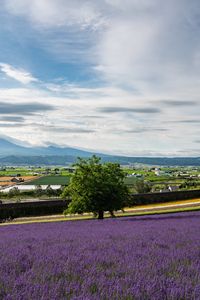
[0,212,200,299]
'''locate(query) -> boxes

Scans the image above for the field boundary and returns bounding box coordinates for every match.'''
[1,199,200,226]
[2,189,200,221]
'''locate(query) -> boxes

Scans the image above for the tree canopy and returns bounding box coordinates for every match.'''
[133,179,152,194]
[62,156,129,219]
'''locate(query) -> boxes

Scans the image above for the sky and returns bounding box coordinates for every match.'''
[0,0,200,156]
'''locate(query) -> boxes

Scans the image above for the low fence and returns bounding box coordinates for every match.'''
[1,189,200,221]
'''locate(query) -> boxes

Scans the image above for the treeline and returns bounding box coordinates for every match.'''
[0,186,63,201]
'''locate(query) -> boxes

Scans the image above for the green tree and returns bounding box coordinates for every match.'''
[62,156,129,219]
[45,185,54,198]
[35,185,43,198]
[8,187,20,199]
[133,179,152,193]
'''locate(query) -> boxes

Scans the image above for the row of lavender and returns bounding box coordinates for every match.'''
[1,212,200,299]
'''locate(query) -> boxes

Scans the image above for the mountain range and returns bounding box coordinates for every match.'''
[1,138,200,166]
[0,138,96,157]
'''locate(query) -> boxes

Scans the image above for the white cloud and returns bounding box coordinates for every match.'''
[5,0,200,97]
[2,0,107,63]
[4,0,105,30]
[1,0,200,155]
[0,63,38,84]
[93,1,200,99]
[0,83,199,156]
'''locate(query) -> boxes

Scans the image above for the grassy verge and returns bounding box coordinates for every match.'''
[125,198,200,210]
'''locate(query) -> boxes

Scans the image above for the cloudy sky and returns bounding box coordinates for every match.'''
[0,0,200,156]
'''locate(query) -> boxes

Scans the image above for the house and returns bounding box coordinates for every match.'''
[160,185,179,192]
[63,167,75,173]
[10,177,24,183]
[168,185,179,192]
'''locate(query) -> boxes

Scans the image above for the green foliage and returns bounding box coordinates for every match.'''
[133,179,152,194]
[0,200,67,221]
[62,156,129,219]
[35,185,43,197]
[45,185,54,197]
[8,187,20,198]
[2,187,63,201]
[180,180,199,189]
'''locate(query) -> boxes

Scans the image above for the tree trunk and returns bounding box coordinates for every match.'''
[109,211,116,218]
[98,210,104,219]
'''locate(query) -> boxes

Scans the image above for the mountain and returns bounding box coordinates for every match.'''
[0,155,77,165]
[0,138,32,156]
[42,145,97,157]
[0,138,97,157]
[1,138,200,166]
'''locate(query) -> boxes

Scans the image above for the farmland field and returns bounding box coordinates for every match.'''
[26,175,142,185]
[1,166,200,191]
[0,212,200,299]
[23,175,70,185]
[0,176,39,187]
[25,175,138,186]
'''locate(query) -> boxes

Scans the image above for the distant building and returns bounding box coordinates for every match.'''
[168,185,179,192]
[64,167,75,173]
[160,185,179,192]
[10,177,24,183]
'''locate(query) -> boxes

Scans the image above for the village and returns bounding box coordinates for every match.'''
[1,165,200,198]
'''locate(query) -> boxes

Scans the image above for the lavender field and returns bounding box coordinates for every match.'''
[1,212,200,299]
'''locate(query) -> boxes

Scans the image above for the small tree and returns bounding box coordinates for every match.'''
[8,187,20,199]
[62,156,129,219]
[133,179,152,194]
[45,185,54,198]
[35,185,43,198]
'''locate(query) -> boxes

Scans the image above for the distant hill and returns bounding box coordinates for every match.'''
[0,155,76,165]
[0,138,31,156]
[0,138,97,157]
[1,154,200,166]
[0,138,200,166]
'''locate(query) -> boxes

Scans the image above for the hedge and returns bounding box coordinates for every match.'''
[0,200,67,221]
[129,189,200,206]
[1,189,200,221]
